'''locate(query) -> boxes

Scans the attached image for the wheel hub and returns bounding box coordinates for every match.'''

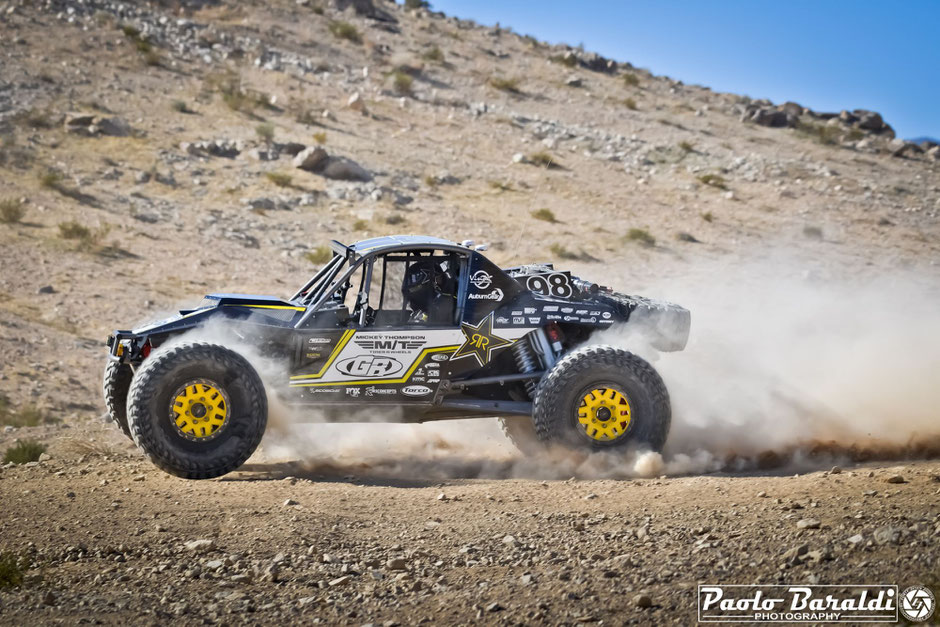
[170,380,229,441]
[576,387,631,442]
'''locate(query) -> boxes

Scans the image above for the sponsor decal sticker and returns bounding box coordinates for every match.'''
[575,309,588,315]
[523,307,537,314]
[561,307,574,314]
[511,310,523,316]
[528,317,541,324]
[512,316,525,324]
[564,315,578,321]
[402,385,433,397]
[345,388,361,397]
[337,356,403,378]
[307,337,332,344]
[305,388,341,394]
[365,386,396,396]
[469,270,493,290]
[542,305,559,312]
[602,311,612,319]
[451,312,513,367]
[354,336,425,352]
[697,585,900,623]
[468,288,504,301]
[496,316,510,324]
[546,314,562,321]
[431,354,449,362]
[304,352,322,360]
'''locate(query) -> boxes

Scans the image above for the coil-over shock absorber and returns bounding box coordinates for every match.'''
[512,329,558,399]
[511,337,539,399]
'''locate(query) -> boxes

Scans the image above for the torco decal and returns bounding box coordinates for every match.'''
[336,356,403,377]
[469,270,493,290]
[402,385,433,397]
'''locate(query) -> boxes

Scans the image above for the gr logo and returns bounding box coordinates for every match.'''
[336,356,403,378]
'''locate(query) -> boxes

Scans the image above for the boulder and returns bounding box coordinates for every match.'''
[293,146,329,171]
[332,0,396,22]
[95,117,131,137]
[321,157,372,181]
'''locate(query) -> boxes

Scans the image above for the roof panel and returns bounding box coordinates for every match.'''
[347,235,462,255]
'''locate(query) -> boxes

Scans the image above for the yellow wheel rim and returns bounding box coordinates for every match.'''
[170,380,229,440]
[577,387,632,442]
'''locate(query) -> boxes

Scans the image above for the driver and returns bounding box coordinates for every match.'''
[402,259,456,324]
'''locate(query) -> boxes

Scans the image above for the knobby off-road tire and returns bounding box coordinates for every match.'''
[103,360,133,438]
[498,416,544,456]
[532,345,671,452]
[127,342,267,479]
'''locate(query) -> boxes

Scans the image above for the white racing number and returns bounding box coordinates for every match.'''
[526,273,574,299]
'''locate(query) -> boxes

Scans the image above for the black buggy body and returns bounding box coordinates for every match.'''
[105,235,690,478]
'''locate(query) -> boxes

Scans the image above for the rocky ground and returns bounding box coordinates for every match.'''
[1,0,939,624]
[1,422,938,625]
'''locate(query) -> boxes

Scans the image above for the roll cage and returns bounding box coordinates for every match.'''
[291,239,473,329]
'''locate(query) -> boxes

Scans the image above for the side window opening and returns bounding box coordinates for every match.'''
[366,250,463,327]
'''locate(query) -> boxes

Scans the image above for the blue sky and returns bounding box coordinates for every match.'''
[428,0,940,140]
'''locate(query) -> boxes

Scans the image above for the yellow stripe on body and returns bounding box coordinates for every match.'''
[224,304,307,312]
[290,345,459,387]
[289,329,356,380]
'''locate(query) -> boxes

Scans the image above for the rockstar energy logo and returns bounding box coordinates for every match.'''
[451,312,512,367]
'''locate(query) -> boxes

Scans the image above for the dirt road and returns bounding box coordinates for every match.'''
[1,421,937,625]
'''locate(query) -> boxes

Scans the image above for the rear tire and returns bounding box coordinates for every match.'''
[127,342,267,479]
[532,345,670,452]
[498,416,543,455]
[103,360,133,438]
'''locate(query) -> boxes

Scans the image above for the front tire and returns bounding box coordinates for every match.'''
[498,416,543,455]
[532,345,670,452]
[103,360,133,438]
[127,342,267,479]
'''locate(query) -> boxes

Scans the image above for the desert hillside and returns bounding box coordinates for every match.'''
[1,1,939,624]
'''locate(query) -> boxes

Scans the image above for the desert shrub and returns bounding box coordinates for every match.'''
[528,151,562,169]
[170,100,191,113]
[385,214,406,225]
[489,76,520,93]
[531,208,557,223]
[305,246,332,264]
[488,180,513,192]
[404,0,430,8]
[58,221,109,249]
[803,225,823,240]
[352,219,369,231]
[549,243,580,260]
[3,440,47,465]
[679,141,694,153]
[205,71,270,115]
[625,228,656,247]
[264,172,292,187]
[0,198,25,224]
[329,21,361,43]
[121,24,141,38]
[797,121,841,146]
[312,132,327,144]
[422,46,444,63]
[392,71,413,96]
[701,211,714,222]
[548,53,577,68]
[623,98,637,111]
[255,123,275,144]
[697,174,728,189]
[0,553,30,589]
[423,175,437,188]
[0,401,52,428]
[622,73,640,87]
[18,108,56,130]
[39,170,64,190]
[143,50,162,67]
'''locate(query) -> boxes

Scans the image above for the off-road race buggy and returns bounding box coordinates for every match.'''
[105,236,690,479]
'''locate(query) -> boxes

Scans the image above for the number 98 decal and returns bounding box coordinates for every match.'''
[526,273,574,299]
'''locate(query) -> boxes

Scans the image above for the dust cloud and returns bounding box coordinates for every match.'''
[158,254,940,480]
